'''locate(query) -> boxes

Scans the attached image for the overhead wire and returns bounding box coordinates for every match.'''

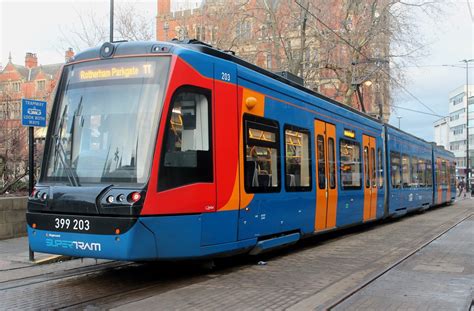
[294,0,442,117]
[391,105,445,118]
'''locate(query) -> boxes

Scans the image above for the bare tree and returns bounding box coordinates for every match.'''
[58,2,154,52]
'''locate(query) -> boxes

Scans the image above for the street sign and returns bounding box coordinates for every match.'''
[21,98,47,127]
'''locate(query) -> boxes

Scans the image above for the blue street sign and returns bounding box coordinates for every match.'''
[21,98,47,127]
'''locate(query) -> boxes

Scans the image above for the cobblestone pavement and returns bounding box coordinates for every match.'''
[334,215,474,311]
[0,200,472,310]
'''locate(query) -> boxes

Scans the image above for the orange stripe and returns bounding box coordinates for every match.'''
[314,120,327,231]
[326,123,338,228]
[370,137,378,219]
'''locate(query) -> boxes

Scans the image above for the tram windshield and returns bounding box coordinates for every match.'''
[44,57,170,185]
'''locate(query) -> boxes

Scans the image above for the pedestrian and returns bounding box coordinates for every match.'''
[457,178,465,197]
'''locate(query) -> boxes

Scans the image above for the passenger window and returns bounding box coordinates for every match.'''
[340,139,361,189]
[418,159,426,187]
[317,135,326,189]
[158,87,212,191]
[402,154,410,188]
[364,146,370,188]
[411,156,418,187]
[244,115,280,193]
[441,160,447,186]
[284,126,311,191]
[426,160,433,187]
[390,152,401,189]
[328,138,336,189]
[371,147,376,188]
[378,148,384,189]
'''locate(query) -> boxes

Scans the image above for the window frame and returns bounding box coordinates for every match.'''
[158,85,213,191]
[401,153,411,188]
[283,124,312,192]
[339,138,362,190]
[243,114,281,194]
[378,148,384,189]
[426,160,433,187]
[328,137,336,190]
[390,151,401,189]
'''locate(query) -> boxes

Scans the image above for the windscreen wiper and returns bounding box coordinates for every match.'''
[53,134,81,187]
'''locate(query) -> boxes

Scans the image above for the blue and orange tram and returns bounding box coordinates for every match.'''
[27,40,455,261]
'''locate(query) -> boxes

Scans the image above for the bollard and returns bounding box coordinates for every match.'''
[29,245,34,262]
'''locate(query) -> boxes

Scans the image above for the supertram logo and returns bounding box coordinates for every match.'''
[46,238,102,252]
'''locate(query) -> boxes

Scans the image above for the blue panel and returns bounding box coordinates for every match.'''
[249,232,300,255]
[28,221,157,261]
[177,49,214,79]
[140,215,202,258]
[201,211,238,246]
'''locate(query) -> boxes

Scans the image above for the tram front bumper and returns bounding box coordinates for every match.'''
[27,213,157,261]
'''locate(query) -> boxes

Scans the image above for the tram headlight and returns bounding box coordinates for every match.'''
[106,195,115,204]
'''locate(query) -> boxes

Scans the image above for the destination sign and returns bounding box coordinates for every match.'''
[71,61,155,83]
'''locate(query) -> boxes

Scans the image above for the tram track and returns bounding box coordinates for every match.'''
[327,212,474,310]
[0,260,131,290]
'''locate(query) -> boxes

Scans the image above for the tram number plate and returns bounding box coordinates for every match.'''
[54,217,90,232]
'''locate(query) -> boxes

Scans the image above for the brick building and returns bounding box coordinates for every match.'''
[0,49,73,187]
[156,0,391,121]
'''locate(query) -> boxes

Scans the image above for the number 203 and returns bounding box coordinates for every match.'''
[221,72,231,81]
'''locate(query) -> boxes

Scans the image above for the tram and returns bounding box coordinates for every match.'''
[27,40,456,260]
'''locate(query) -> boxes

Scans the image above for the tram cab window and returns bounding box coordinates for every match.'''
[284,126,311,191]
[390,152,401,188]
[401,154,410,188]
[158,87,212,191]
[340,139,361,189]
[244,115,280,193]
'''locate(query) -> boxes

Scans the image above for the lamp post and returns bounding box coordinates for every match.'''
[397,116,402,129]
[109,0,114,42]
[461,59,474,192]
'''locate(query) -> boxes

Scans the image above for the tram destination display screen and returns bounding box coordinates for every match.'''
[70,61,156,83]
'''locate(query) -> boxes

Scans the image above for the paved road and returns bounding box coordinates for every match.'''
[0,200,472,310]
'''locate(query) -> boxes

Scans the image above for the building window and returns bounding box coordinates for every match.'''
[266,54,272,70]
[37,80,45,91]
[244,114,280,193]
[12,81,20,92]
[158,87,212,191]
[236,20,252,40]
[390,152,401,188]
[340,139,361,189]
[284,126,311,191]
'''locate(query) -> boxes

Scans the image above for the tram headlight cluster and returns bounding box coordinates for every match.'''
[100,189,144,207]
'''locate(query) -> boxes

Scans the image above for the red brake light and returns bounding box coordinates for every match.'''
[130,192,141,203]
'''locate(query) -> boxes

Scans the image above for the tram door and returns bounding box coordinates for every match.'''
[314,120,338,231]
[362,135,377,221]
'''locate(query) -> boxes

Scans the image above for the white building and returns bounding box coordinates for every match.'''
[433,116,449,149]
[443,85,474,176]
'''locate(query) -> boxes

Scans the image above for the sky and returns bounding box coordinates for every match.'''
[0,0,473,141]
